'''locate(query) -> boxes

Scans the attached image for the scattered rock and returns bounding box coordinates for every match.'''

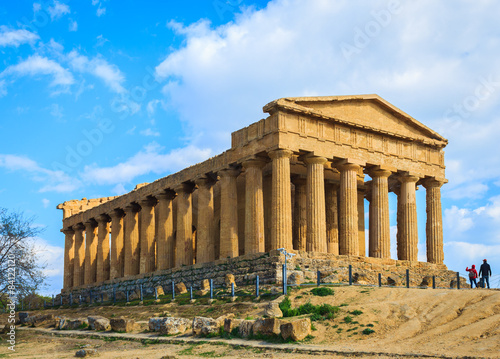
[192,316,219,336]
[156,286,165,296]
[110,317,135,333]
[353,272,370,285]
[149,317,192,335]
[201,279,210,291]
[238,320,255,338]
[175,282,187,294]
[75,348,98,357]
[287,272,303,286]
[280,317,311,341]
[27,313,54,327]
[128,289,141,301]
[94,318,111,331]
[420,276,433,287]
[322,274,340,284]
[88,316,108,330]
[18,312,30,324]
[66,318,89,330]
[253,318,281,336]
[224,318,242,333]
[134,321,148,332]
[55,317,69,330]
[215,313,234,327]
[387,276,399,286]
[225,274,236,288]
[263,302,283,318]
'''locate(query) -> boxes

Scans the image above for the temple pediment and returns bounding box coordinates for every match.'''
[263,95,447,147]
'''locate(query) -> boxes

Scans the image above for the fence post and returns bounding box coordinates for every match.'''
[171,281,175,300]
[21,301,24,311]
[432,275,436,289]
[70,293,73,306]
[28,302,31,311]
[256,275,260,298]
[406,269,410,288]
[89,290,92,304]
[282,264,287,295]
[348,265,352,285]
[126,290,129,303]
[44,300,46,309]
[231,283,235,298]
[79,295,81,305]
[154,287,158,300]
[378,273,382,287]
[52,295,54,307]
[210,279,213,300]
[60,295,63,306]
[190,286,193,300]
[113,287,116,303]
[457,272,460,290]
[317,270,321,286]
[100,293,103,304]
[140,285,143,301]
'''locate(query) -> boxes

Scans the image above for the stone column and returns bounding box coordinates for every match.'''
[358,189,366,256]
[423,178,445,264]
[84,220,98,285]
[368,169,392,258]
[269,149,293,250]
[304,155,328,253]
[397,174,419,261]
[124,203,140,276]
[139,198,156,274]
[62,228,75,289]
[175,183,194,267]
[219,169,240,258]
[242,159,266,254]
[109,209,125,279]
[156,191,176,270]
[325,182,339,255]
[338,163,360,255]
[195,178,216,263]
[73,223,85,287]
[96,214,110,283]
[293,177,307,251]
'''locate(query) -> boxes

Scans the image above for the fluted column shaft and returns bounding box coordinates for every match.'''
[175,183,194,267]
[269,149,293,250]
[293,178,307,251]
[397,175,419,261]
[156,192,175,270]
[124,204,140,276]
[96,215,110,283]
[73,223,85,287]
[338,163,360,255]
[423,178,444,264]
[63,228,75,289]
[304,155,328,253]
[139,198,156,274]
[109,209,124,279]
[325,183,339,255]
[196,178,216,263]
[368,169,391,258]
[219,169,240,258]
[243,159,266,255]
[84,220,98,285]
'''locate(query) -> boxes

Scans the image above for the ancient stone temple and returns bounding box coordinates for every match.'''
[58,95,449,292]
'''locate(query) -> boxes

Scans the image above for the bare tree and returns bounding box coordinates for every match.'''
[0,208,46,304]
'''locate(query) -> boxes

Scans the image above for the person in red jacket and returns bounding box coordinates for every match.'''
[466,264,478,288]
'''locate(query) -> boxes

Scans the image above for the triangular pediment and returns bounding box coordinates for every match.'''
[263,95,447,146]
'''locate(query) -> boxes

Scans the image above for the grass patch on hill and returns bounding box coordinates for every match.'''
[310,287,335,297]
[279,296,339,321]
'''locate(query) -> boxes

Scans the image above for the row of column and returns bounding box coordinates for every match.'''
[63,148,444,289]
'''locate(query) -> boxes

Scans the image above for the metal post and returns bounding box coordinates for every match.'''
[154,287,158,300]
[256,275,260,297]
[348,265,352,285]
[100,293,103,304]
[378,273,382,287]
[60,295,63,306]
[171,281,175,300]
[89,290,92,304]
[126,290,129,303]
[79,295,82,305]
[457,272,460,290]
[28,302,31,311]
[432,275,436,289]
[140,285,143,301]
[282,264,287,295]
[21,300,24,311]
[190,286,193,300]
[231,283,235,298]
[113,287,116,303]
[52,295,54,307]
[406,269,410,288]
[210,279,213,299]
[317,270,321,286]
[44,300,46,309]
[70,293,73,306]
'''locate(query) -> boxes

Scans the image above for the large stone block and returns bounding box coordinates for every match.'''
[263,302,282,318]
[88,316,108,330]
[253,318,281,337]
[149,317,192,335]
[224,318,242,333]
[238,320,255,338]
[192,316,219,336]
[66,318,89,330]
[18,312,30,324]
[175,282,187,294]
[27,314,54,327]
[280,318,311,341]
[110,317,135,333]
[224,274,236,288]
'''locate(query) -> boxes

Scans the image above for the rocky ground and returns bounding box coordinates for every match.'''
[1,285,499,358]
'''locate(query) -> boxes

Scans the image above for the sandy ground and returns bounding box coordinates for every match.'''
[1,285,499,358]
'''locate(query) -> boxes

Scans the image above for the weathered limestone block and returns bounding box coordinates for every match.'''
[224,274,236,288]
[156,286,165,296]
[353,272,370,285]
[201,279,210,291]
[66,318,89,330]
[253,318,281,336]
[134,321,149,332]
[160,317,192,335]
[387,276,400,286]
[280,318,311,341]
[27,313,54,327]
[88,316,108,330]
[420,276,433,287]
[18,312,30,324]
[287,272,303,286]
[94,318,111,331]
[110,317,135,332]
[224,318,242,333]
[263,302,283,318]
[192,316,219,336]
[75,348,98,357]
[55,317,69,330]
[238,320,255,338]
[175,282,187,294]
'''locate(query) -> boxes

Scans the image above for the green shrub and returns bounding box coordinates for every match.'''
[310,287,334,296]
[350,310,363,316]
[362,328,375,335]
[344,315,352,323]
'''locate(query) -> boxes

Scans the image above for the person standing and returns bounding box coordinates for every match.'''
[479,259,492,289]
[466,264,478,288]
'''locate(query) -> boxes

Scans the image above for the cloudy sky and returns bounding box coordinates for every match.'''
[1,0,499,294]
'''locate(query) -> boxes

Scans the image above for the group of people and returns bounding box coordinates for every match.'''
[466,259,492,289]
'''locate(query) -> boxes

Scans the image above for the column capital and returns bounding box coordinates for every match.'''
[62,227,75,235]
[422,177,446,189]
[109,208,125,219]
[83,219,97,229]
[139,197,157,208]
[124,203,141,213]
[194,176,216,188]
[268,148,293,160]
[96,214,110,224]
[397,173,420,184]
[367,168,392,179]
[219,168,241,178]
[155,189,176,200]
[302,153,328,165]
[336,162,362,172]
[242,157,267,169]
[72,223,85,231]
[174,182,195,194]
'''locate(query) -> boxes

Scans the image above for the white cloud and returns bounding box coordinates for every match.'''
[0,26,39,47]
[96,6,106,17]
[42,198,50,208]
[0,154,80,193]
[49,103,64,119]
[67,50,126,93]
[34,237,64,277]
[81,142,212,185]
[33,3,42,12]
[48,1,70,20]
[1,55,74,90]
[69,19,78,32]
[444,205,475,235]
[140,128,160,137]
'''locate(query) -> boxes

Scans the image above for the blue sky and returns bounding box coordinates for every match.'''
[1,0,499,294]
